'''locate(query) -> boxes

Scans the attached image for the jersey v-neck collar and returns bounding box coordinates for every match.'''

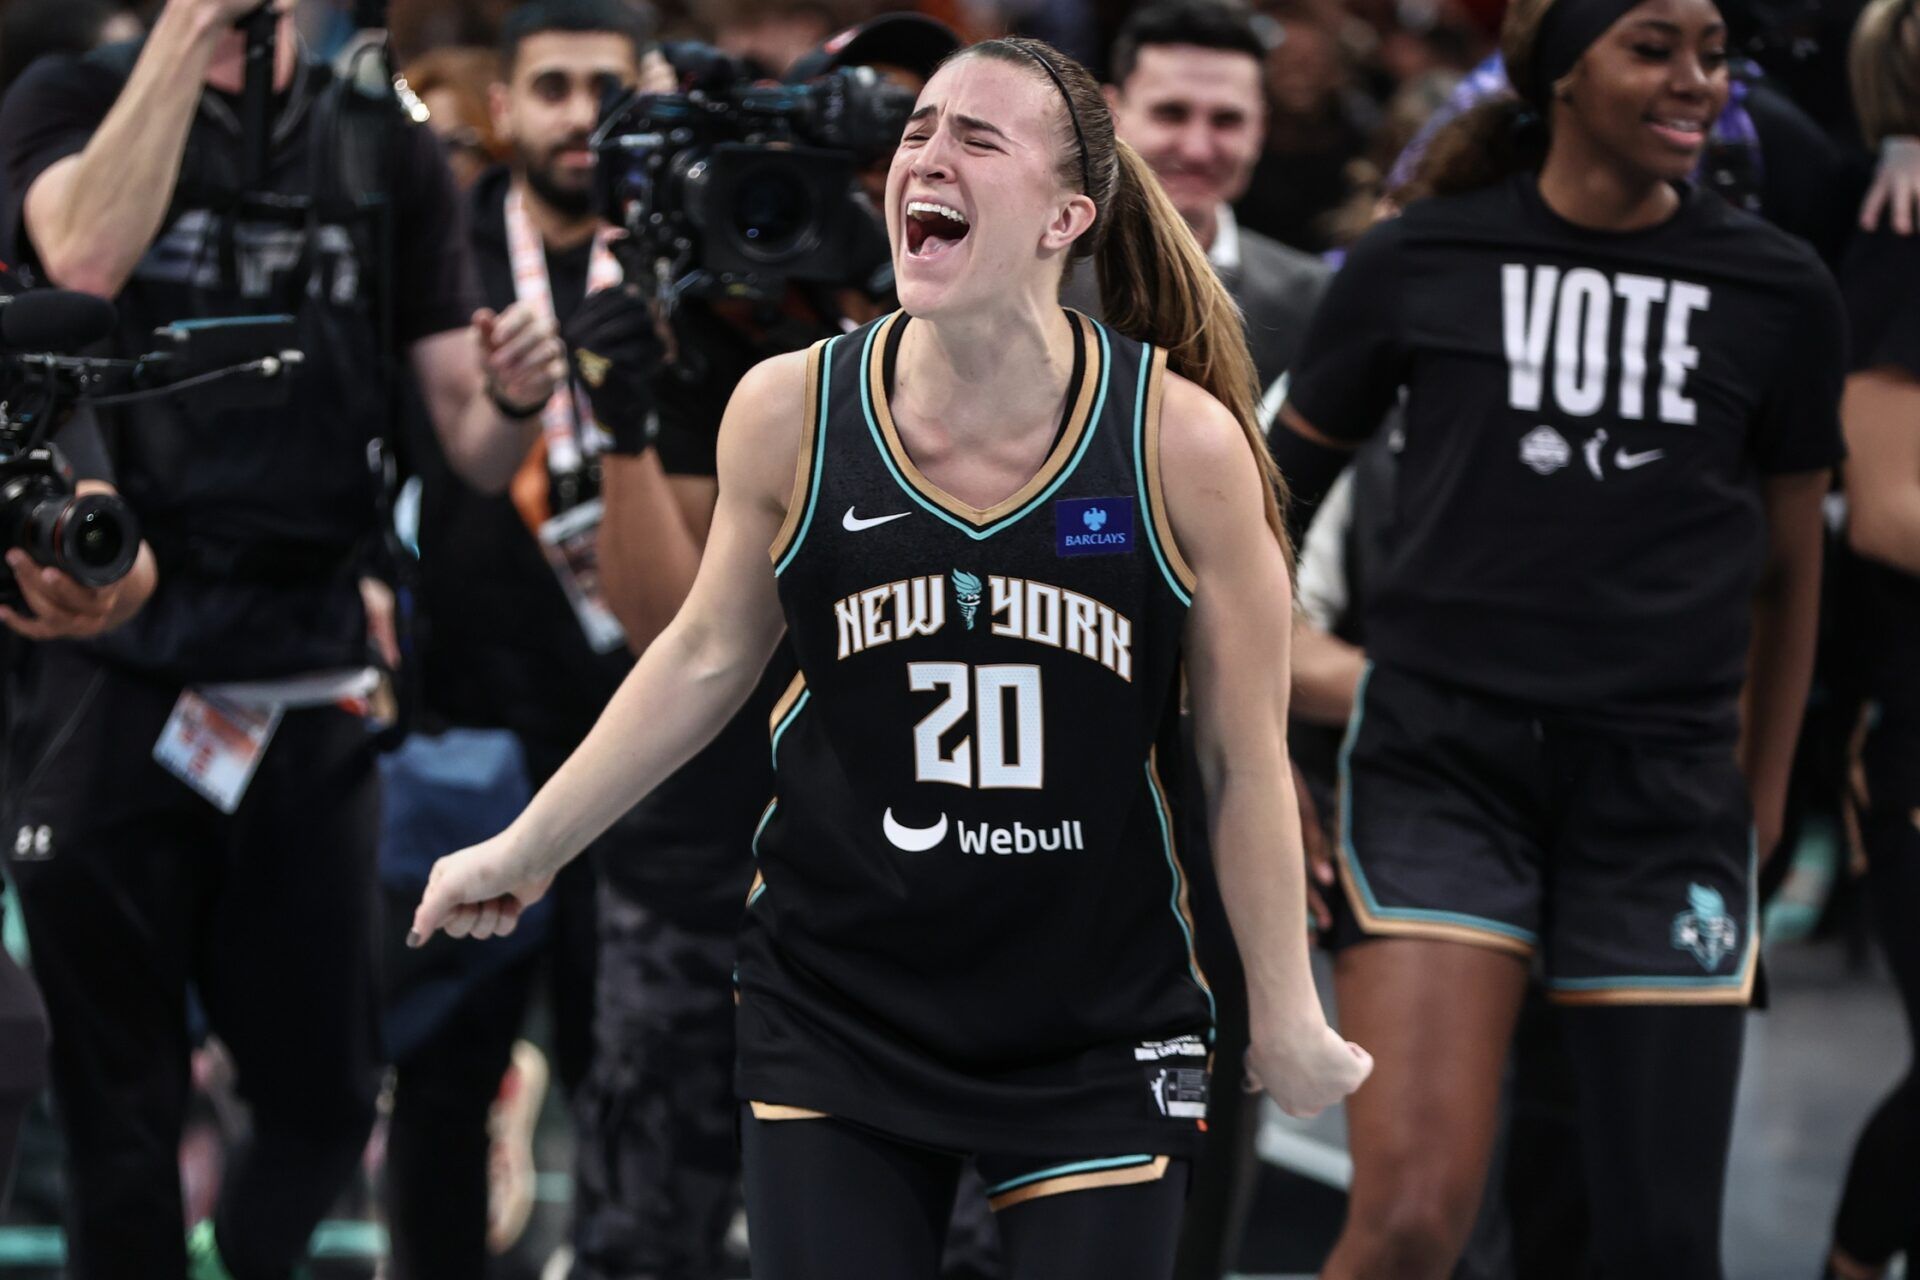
[860,308,1111,539]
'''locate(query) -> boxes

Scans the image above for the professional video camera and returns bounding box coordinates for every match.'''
[0,290,301,610]
[590,44,909,307]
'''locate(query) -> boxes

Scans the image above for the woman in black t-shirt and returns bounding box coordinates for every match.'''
[1826,5,1920,1276]
[1271,0,1845,1273]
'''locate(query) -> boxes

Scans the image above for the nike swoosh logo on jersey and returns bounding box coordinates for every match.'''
[883,808,948,852]
[843,507,912,532]
[1615,448,1666,470]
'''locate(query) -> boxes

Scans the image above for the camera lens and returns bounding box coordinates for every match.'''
[8,489,142,589]
[731,168,814,261]
[69,506,126,571]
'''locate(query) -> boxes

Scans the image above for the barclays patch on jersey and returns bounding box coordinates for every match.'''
[1055,497,1134,557]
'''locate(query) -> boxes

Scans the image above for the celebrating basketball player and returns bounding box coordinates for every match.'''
[408,35,1368,1280]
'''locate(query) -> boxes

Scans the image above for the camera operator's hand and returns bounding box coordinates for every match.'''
[476,301,567,415]
[639,48,677,95]
[407,831,556,945]
[0,545,156,640]
[565,284,666,453]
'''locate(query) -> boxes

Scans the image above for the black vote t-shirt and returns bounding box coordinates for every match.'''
[0,45,476,681]
[1286,176,1846,738]
[1837,228,1920,716]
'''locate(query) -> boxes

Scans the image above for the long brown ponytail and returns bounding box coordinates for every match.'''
[959,37,1291,561]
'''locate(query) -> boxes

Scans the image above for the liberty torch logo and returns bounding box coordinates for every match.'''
[951,569,982,629]
[1671,883,1740,972]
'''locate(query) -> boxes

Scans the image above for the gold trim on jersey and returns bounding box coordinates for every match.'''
[1139,349,1197,596]
[748,1101,831,1121]
[1147,749,1212,1008]
[986,1155,1172,1211]
[769,338,829,566]
[864,310,1104,526]
[769,670,809,737]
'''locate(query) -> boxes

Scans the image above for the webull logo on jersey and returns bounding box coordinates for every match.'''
[1671,883,1740,972]
[1055,497,1134,557]
[832,574,1134,679]
[882,808,1086,855]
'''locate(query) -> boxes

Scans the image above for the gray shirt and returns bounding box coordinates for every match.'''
[1061,203,1329,429]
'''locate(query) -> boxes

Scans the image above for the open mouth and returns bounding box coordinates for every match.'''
[1646,116,1707,150]
[904,199,971,259]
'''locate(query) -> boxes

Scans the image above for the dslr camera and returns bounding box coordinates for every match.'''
[0,292,139,607]
[590,45,910,305]
[0,292,300,610]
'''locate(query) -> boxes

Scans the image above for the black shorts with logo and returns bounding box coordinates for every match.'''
[1327,664,1758,1005]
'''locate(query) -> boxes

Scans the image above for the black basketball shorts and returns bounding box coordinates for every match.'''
[1327,663,1758,1005]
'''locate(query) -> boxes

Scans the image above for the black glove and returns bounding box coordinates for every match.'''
[565,283,664,455]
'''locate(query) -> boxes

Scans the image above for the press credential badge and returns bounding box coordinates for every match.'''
[153,690,282,814]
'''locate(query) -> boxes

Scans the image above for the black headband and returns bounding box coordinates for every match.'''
[1527,0,1644,101]
[1021,47,1093,196]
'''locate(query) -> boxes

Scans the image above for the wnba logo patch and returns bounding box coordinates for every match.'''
[1056,498,1134,557]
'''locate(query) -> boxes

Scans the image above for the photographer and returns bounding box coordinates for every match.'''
[0,0,565,1276]
[384,2,682,1274]
[562,18,954,1279]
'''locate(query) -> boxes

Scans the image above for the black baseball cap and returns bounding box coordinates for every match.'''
[785,12,962,84]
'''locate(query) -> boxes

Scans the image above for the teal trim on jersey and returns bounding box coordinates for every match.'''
[1545,832,1760,993]
[984,1154,1155,1198]
[0,1226,64,1266]
[1336,664,1541,947]
[752,800,777,856]
[747,882,768,908]
[774,335,839,577]
[1130,348,1193,608]
[1145,759,1217,1033]
[770,690,810,768]
[858,316,1114,540]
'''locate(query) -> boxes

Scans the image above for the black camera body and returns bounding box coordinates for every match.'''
[0,440,139,607]
[591,52,910,304]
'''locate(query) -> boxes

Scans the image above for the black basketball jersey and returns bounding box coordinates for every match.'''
[732,309,1216,1158]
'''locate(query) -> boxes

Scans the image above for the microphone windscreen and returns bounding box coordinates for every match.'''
[0,289,117,352]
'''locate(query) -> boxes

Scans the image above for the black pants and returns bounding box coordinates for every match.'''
[571,876,739,1280]
[383,738,599,1280]
[1831,724,1920,1266]
[1500,987,1591,1278]
[741,1111,1190,1280]
[1170,740,1258,1280]
[0,942,48,1212]
[4,644,381,1280]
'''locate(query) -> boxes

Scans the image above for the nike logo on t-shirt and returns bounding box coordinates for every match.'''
[1615,448,1666,471]
[843,508,911,532]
